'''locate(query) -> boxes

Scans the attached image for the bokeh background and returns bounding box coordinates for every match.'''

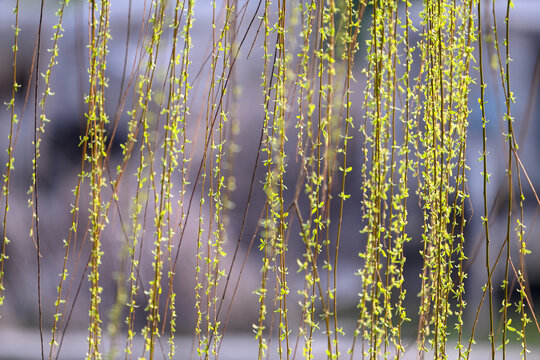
[1,0,540,358]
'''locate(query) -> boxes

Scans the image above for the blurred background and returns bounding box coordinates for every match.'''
[1,0,540,358]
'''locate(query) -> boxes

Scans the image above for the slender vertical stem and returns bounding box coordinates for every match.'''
[477,0,496,358]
